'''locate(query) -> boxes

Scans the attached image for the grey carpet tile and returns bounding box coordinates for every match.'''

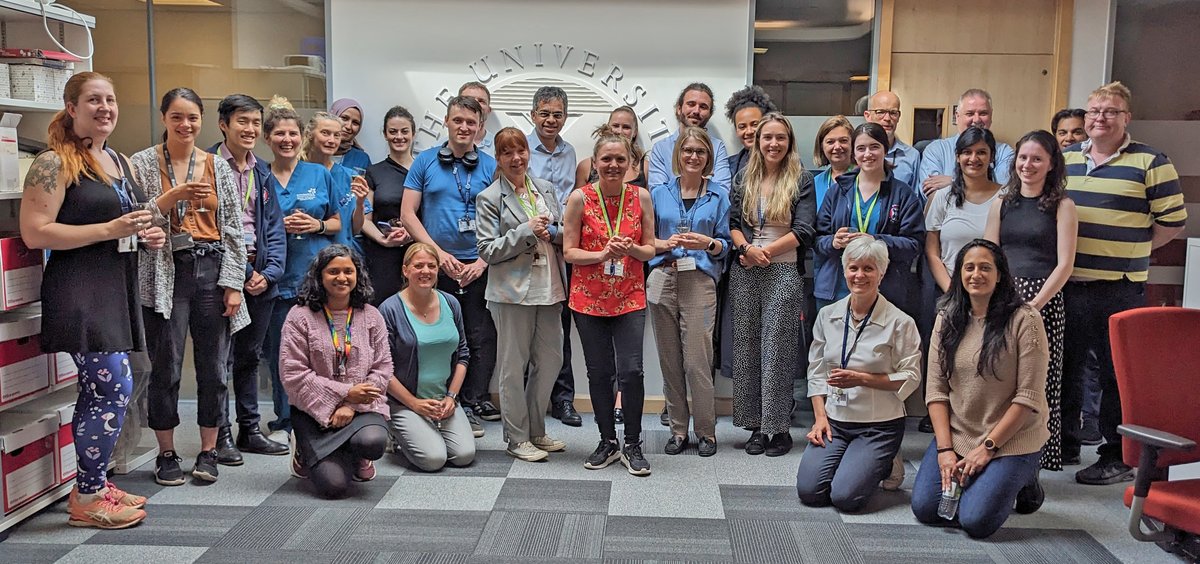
[214,505,315,549]
[0,542,76,563]
[642,430,700,455]
[281,507,373,551]
[381,553,471,564]
[603,516,733,562]
[196,547,381,564]
[728,519,864,564]
[985,527,1124,564]
[474,511,606,560]
[258,475,399,507]
[388,449,515,478]
[842,523,1014,563]
[82,504,254,547]
[347,509,489,553]
[107,469,169,500]
[492,477,612,514]
[718,485,841,522]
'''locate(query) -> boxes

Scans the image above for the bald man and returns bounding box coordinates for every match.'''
[863,91,921,191]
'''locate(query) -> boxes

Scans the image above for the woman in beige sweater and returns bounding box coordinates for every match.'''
[911,239,1050,539]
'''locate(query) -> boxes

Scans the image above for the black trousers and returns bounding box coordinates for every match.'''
[1061,278,1144,461]
[437,270,498,406]
[550,264,575,405]
[223,290,277,430]
[574,309,646,443]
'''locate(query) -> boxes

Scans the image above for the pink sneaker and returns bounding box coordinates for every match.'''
[353,459,376,482]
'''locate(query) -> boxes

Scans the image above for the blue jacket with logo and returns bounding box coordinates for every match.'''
[207,143,287,300]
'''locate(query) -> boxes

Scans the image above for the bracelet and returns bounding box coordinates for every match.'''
[445,391,458,400]
[936,446,954,453]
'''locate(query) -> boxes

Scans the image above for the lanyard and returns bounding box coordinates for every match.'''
[593,184,627,239]
[452,164,474,217]
[323,307,354,375]
[840,296,879,368]
[853,176,879,234]
[244,167,255,208]
[673,179,706,232]
[164,145,196,219]
[515,177,540,218]
[104,148,135,213]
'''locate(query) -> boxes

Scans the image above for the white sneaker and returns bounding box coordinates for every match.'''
[881,455,905,491]
[268,429,290,445]
[531,435,566,452]
[507,441,549,462]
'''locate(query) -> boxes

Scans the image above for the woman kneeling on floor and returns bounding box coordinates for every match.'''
[797,237,921,512]
[280,244,391,497]
[379,243,477,471]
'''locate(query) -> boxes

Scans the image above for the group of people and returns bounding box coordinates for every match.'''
[21,69,1184,542]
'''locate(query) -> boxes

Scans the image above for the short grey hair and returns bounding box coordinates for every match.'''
[841,236,889,276]
[959,88,993,108]
[532,86,568,112]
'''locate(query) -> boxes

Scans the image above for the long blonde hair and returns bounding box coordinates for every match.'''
[47,71,115,184]
[740,112,803,224]
[301,111,343,162]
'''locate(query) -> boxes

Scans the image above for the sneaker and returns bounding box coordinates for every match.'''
[290,451,309,479]
[765,432,793,457]
[268,429,291,446]
[881,455,905,491]
[507,441,550,462]
[664,435,689,455]
[1079,417,1103,446]
[1062,451,1082,466]
[614,408,624,424]
[68,489,146,529]
[1015,478,1045,514]
[154,450,186,486]
[531,435,566,452]
[353,459,377,482]
[584,439,621,470]
[620,441,652,476]
[464,407,485,438]
[474,400,501,421]
[192,450,220,482]
[1075,458,1135,485]
[744,429,766,455]
[698,437,717,457]
[104,481,146,509]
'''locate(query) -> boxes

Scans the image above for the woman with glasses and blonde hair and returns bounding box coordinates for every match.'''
[728,112,816,457]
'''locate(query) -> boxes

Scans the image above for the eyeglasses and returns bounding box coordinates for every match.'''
[867,109,901,118]
[535,111,565,120]
[682,147,709,157]
[1085,109,1128,119]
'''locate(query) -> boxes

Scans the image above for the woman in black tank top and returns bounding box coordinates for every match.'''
[984,130,1078,477]
[575,106,649,190]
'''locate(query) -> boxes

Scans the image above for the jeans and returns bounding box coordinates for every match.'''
[574,309,646,443]
[911,440,1041,539]
[1061,279,1144,461]
[437,270,497,406]
[224,291,276,430]
[263,296,298,432]
[145,251,231,430]
[796,417,905,512]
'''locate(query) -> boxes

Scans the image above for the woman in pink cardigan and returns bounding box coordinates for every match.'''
[280,244,392,498]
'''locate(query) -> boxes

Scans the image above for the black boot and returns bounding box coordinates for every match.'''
[215,426,244,466]
[237,425,290,456]
[1015,474,1045,514]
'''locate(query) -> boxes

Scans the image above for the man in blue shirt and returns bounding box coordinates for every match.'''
[648,83,731,189]
[863,91,921,191]
[525,86,583,427]
[916,88,1015,200]
[401,95,501,429]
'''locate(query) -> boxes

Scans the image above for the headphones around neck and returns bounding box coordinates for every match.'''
[437,142,479,170]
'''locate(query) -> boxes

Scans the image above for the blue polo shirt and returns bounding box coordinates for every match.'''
[648,128,731,190]
[404,146,498,261]
[526,132,577,206]
[273,160,337,298]
[648,177,732,283]
[887,140,922,192]
[917,132,1014,201]
[334,146,371,176]
[330,163,373,256]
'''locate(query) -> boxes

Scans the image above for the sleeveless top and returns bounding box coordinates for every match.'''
[568,183,645,316]
[41,153,147,353]
[587,163,647,189]
[1000,195,1059,279]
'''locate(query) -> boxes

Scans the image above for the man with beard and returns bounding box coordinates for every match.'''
[648,83,731,189]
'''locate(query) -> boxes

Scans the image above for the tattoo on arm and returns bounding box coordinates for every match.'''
[25,153,62,195]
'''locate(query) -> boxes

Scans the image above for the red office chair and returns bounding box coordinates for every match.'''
[1110,307,1200,560]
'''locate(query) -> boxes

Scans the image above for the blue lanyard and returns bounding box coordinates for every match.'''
[840,297,879,368]
[452,164,474,217]
[673,179,706,233]
[104,148,135,213]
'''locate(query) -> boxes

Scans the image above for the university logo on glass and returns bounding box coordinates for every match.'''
[415,43,671,152]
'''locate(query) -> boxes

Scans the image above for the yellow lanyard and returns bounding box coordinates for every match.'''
[854,176,879,234]
[592,184,627,239]
[515,177,540,218]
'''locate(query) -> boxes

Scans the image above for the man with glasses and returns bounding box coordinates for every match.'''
[649,83,731,189]
[863,91,921,191]
[916,88,1015,200]
[525,86,583,427]
[1062,81,1186,485]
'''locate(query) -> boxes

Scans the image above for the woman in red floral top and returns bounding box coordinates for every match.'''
[564,126,656,476]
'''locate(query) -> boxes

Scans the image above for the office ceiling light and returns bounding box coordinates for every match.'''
[136,0,223,6]
[753,47,769,55]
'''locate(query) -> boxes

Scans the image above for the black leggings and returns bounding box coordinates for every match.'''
[310,425,388,499]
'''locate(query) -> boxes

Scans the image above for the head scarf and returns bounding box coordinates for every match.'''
[330,98,365,148]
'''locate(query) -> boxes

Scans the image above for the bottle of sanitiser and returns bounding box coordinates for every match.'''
[938,475,962,520]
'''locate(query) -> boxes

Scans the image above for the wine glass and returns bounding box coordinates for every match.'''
[290,208,307,240]
[134,202,157,243]
[193,182,211,213]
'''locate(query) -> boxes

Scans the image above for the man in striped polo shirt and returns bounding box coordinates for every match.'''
[1062,81,1187,485]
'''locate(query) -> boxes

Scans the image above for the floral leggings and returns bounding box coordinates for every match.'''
[72,352,132,494]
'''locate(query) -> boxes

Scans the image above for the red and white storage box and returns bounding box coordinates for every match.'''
[51,352,77,386]
[0,236,42,310]
[0,411,57,513]
[51,403,75,484]
[0,312,47,407]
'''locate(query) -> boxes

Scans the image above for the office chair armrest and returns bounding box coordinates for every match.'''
[1118,424,1197,452]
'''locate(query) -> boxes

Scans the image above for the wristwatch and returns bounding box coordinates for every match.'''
[983,437,1000,452]
[446,391,458,401]
[738,243,750,253]
[707,239,717,252]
